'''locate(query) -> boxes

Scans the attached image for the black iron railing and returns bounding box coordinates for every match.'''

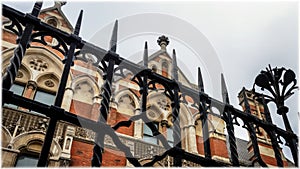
[1,2,298,167]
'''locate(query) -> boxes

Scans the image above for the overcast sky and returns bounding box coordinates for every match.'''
[3,0,299,162]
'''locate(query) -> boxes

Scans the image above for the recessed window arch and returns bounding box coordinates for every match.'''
[45,17,60,28]
[15,140,43,167]
[161,60,169,77]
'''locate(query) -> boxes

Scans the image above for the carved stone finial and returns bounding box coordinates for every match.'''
[157,35,169,50]
[54,1,67,8]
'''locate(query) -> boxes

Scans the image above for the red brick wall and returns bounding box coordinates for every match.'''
[70,140,127,167]
[196,136,229,158]
[102,148,127,167]
[108,108,134,136]
[70,140,93,166]
[196,135,204,156]
[70,100,92,119]
[209,137,229,158]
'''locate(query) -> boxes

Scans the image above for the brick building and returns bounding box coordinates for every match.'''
[1,2,291,167]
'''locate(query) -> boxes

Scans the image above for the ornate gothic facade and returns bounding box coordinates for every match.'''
[1,2,292,167]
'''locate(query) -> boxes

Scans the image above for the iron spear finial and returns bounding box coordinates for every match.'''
[109,20,118,52]
[143,41,148,67]
[198,67,204,92]
[221,73,230,104]
[74,10,83,35]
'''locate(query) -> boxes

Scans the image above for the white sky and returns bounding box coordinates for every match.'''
[3,0,299,163]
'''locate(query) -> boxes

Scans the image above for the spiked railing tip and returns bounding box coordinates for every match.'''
[74,10,83,35]
[198,67,204,92]
[143,41,148,67]
[221,73,230,104]
[31,1,43,17]
[109,20,118,52]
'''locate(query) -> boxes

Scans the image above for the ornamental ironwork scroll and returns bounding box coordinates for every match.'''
[1,2,298,168]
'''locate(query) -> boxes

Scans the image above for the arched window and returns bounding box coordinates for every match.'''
[47,18,58,28]
[34,89,56,105]
[161,61,168,77]
[15,153,39,167]
[5,83,25,109]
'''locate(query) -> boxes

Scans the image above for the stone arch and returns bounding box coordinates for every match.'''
[2,46,66,84]
[193,113,216,133]
[36,72,60,93]
[71,75,100,103]
[2,48,32,83]
[2,126,12,148]
[12,131,62,159]
[159,58,171,77]
[149,60,161,74]
[114,89,139,116]
[179,103,194,127]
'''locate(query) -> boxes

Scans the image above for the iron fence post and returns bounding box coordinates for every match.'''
[37,10,83,167]
[197,67,211,159]
[171,50,182,166]
[92,20,118,167]
[221,74,239,166]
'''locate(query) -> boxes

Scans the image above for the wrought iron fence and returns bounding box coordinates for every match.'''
[1,2,298,167]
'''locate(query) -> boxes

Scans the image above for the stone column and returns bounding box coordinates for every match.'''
[19,80,36,111]
[182,127,188,151]
[1,148,19,167]
[24,80,37,99]
[187,124,198,153]
[61,87,74,111]
[90,95,101,121]
[133,109,143,139]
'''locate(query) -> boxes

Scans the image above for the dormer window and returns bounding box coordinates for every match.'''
[47,18,58,28]
[162,61,169,77]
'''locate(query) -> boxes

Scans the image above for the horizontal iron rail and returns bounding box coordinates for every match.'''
[2,88,231,166]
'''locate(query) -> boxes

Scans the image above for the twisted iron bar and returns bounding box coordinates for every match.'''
[2,2,43,90]
[223,111,239,166]
[221,73,239,166]
[92,59,115,167]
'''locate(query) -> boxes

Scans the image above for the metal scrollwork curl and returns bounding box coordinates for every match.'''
[3,16,24,41]
[30,31,69,57]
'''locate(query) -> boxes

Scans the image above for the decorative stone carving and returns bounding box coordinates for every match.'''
[29,58,48,72]
[119,94,135,108]
[157,98,171,111]
[44,79,55,87]
[148,111,156,118]
[75,127,95,140]
[73,81,94,103]
[16,71,23,78]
